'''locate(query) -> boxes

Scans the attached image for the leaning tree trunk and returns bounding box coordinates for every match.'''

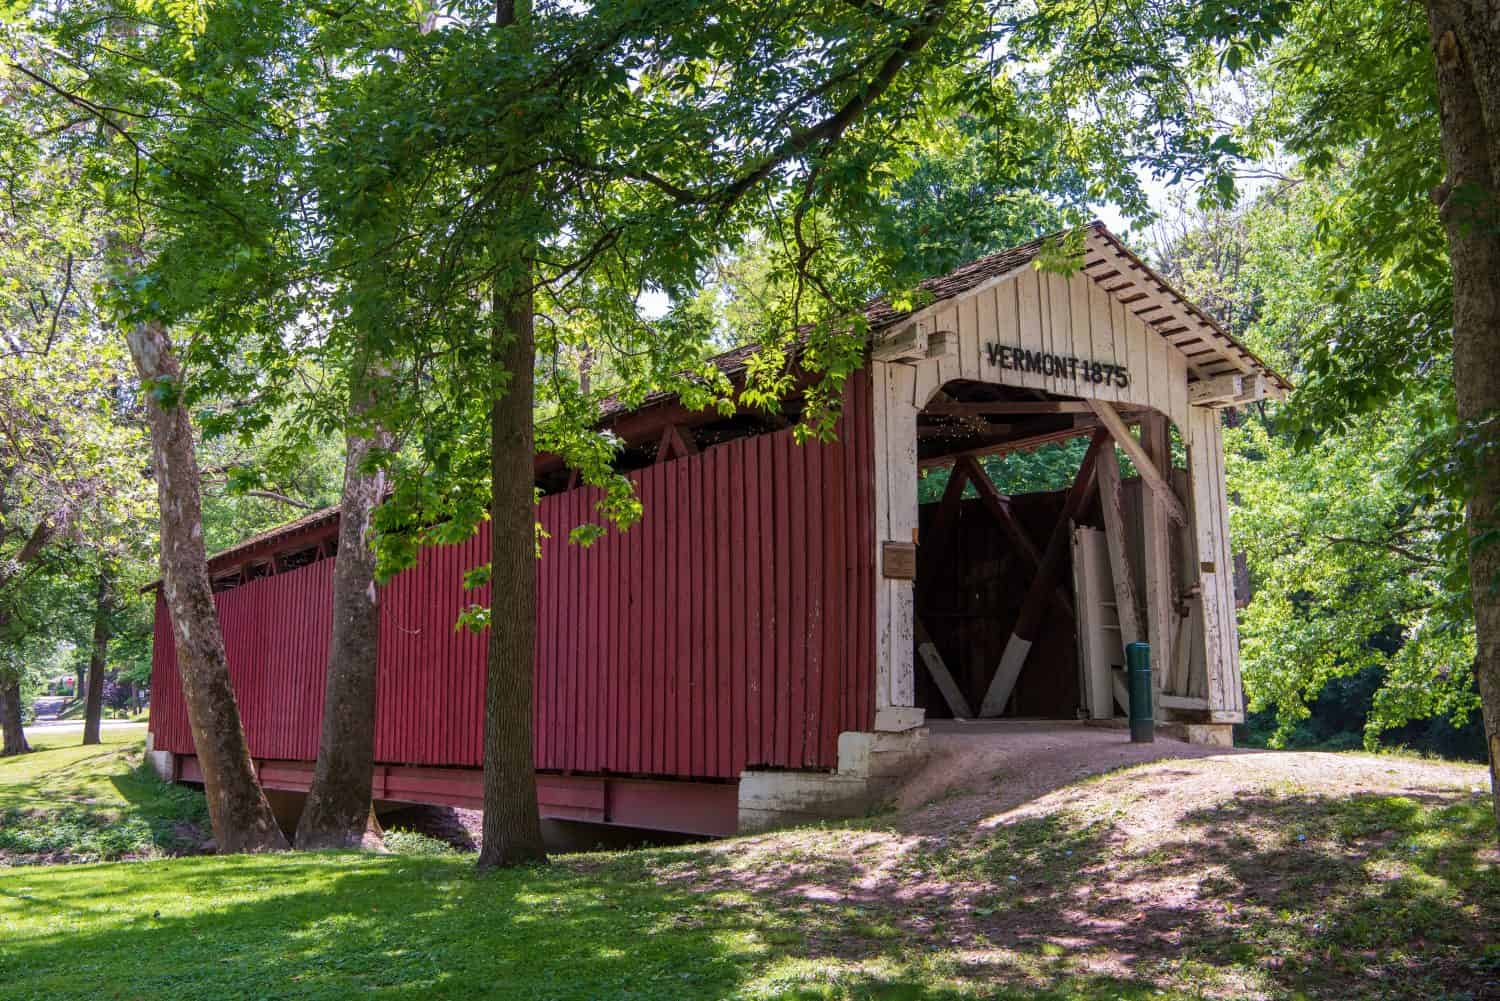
[295,365,393,850]
[125,317,287,853]
[82,565,112,746]
[1426,0,1500,836]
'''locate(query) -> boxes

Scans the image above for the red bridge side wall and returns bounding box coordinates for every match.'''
[149,375,875,779]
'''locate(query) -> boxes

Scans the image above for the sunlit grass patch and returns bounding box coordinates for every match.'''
[0,727,207,864]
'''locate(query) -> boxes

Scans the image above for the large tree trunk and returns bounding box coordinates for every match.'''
[477,0,546,871]
[0,678,29,756]
[1426,0,1500,836]
[125,317,287,853]
[0,609,29,755]
[478,268,547,869]
[0,522,57,755]
[82,565,111,746]
[295,364,393,850]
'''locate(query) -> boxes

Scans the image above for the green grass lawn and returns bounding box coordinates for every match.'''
[0,725,207,864]
[1,730,1496,1000]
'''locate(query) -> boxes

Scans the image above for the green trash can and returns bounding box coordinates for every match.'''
[1126,641,1154,743]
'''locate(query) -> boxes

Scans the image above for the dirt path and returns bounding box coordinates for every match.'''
[892,720,1243,833]
[643,722,1495,999]
[891,720,1485,836]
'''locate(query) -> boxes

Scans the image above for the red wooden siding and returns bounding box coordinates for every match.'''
[149,373,876,780]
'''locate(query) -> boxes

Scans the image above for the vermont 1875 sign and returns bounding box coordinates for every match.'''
[985,341,1130,388]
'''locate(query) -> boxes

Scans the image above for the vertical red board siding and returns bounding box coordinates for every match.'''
[787,436,808,766]
[147,372,878,778]
[686,458,702,774]
[756,433,775,762]
[714,448,733,776]
[773,436,793,765]
[632,467,648,774]
[804,440,824,766]
[742,438,763,769]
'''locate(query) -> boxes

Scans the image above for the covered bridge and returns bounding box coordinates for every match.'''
[147,223,1287,835]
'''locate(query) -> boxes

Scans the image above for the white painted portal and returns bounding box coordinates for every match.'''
[869,264,1261,728]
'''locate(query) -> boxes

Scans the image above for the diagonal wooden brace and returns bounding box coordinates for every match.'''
[915,616,973,718]
[1085,401,1187,525]
[961,456,1075,620]
[979,430,1112,717]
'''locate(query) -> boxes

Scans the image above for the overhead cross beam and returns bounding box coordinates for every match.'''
[923,400,1096,416]
[917,422,1012,440]
[918,422,1092,469]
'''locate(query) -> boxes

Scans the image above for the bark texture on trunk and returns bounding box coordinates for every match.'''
[0,523,55,756]
[477,0,546,871]
[82,565,112,746]
[126,318,287,853]
[0,676,29,756]
[1426,0,1500,835]
[478,267,547,869]
[295,365,393,851]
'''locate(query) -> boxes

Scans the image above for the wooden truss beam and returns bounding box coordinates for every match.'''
[928,457,970,555]
[919,408,1150,471]
[1095,448,1144,715]
[979,430,1112,717]
[654,423,698,463]
[919,423,1092,470]
[1095,451,1144,650]
[917,422,1012,440]
[923,400,1096,417]
[959,456,1074,619]
[1085,401,1187,525]
[1139,412,1178,698]
[915,616,973,718]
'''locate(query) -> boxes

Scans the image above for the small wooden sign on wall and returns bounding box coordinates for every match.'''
[882,541,918,580]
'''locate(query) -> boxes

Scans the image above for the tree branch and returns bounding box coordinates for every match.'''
[244,489,316,510]
[709,0,951,220]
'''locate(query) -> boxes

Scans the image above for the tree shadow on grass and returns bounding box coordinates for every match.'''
[0,844,1192,1001]
[636,787,1499,1000]
[1138,791,1500,999]
[107,762,211,851]
[0,761,210,865]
